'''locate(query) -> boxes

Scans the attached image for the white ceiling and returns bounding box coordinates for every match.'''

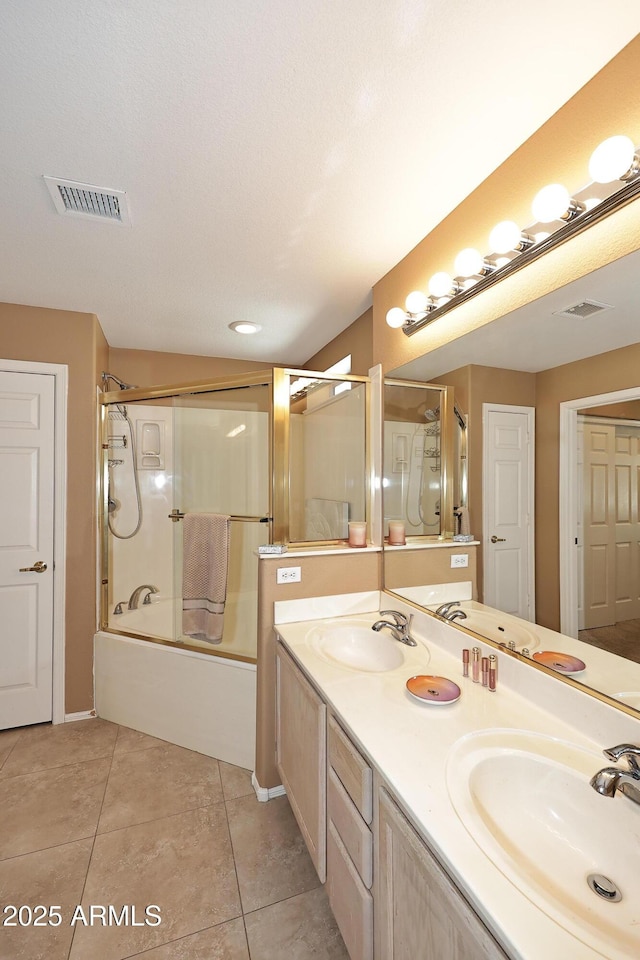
[2,3,639,365]
[393,246,640,381]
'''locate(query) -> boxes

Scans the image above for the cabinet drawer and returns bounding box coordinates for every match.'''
[328,768,373,888]
[328,716,372,823]
[327,821,373,960]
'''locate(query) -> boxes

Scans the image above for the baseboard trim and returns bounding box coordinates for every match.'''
[251,773,286,802]
[64,710,97,723]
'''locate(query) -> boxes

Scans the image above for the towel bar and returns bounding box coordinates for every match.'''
[168,509,271,523]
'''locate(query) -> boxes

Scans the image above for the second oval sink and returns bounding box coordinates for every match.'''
[447,729,640,959]
[307,619,408,672]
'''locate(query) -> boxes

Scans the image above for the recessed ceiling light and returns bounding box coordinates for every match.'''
[229,321,261,335]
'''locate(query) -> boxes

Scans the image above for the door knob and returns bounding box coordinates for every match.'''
[19,560,47,573]
[490,536,506,544]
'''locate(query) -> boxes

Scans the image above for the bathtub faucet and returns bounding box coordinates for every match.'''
[128,584,159,609]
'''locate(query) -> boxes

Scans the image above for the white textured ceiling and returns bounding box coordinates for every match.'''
[1,3,639,364]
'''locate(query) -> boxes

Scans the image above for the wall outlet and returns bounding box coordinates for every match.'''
[277,566,302,584]
[450,554,469,568]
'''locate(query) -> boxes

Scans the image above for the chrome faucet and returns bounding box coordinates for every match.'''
[128,584,159,609]
[590,744,640,805]
[372,610,417,646]
[435,601,468,622]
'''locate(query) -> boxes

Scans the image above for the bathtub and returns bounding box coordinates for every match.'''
[95,596,257,769]
[107,593,257,660]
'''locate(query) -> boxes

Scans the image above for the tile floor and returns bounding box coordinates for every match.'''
[0,719,348,960]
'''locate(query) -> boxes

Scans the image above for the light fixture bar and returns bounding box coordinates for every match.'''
[402,170,640,337]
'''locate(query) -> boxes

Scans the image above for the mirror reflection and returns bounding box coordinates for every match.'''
[382,381,447,540]
[383,245,640,714]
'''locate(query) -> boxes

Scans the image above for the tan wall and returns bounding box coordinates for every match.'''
[107,346,276,390]
[581,401,640,420]
[373,36,640,375]
[303,307,373,377]
[535,340,640,630]
[384,546,477,595]
[1,302,107,713]
[434,365,536,599]
[256,551,380,788]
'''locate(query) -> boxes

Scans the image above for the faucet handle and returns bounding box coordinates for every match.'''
[603,744,640,772]
[379,610,408,626]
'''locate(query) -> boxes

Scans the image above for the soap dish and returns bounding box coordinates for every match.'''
[406,675,461,704]
[532,651,586,674]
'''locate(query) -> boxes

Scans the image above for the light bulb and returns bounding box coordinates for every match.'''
[428,272,454,298]
[454,247,483,277]
[489,220,522,254]
[532,183,571,223]
[405,290,428,314]
[386,307,407,329]
[229,320,261,334]
[589,135,636,183]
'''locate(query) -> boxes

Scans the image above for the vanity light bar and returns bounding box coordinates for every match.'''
[388,136,640,338]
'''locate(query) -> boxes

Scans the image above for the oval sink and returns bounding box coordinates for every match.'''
[458,608,540,651]
[307,619,408,672]
[447,729,640,959]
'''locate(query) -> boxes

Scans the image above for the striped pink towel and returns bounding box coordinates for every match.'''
[182,513,231,643]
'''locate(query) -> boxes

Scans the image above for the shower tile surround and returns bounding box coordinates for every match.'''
[0,720,347,960]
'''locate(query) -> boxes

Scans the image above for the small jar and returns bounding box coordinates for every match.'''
[388,521,406,545]
[348,521,367,548]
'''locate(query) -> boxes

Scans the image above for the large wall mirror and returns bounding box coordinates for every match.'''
[382,242,640,717]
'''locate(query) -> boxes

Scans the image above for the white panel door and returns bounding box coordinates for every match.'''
[0,371,55,728]
[613,425,640,622]
[583,421,616,628]
[483,406,534,620]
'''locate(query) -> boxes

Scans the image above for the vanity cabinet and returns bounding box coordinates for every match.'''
[275,641,327,882]
[376,787,508,960]
[327,717,374,960]
[275,635,510,960]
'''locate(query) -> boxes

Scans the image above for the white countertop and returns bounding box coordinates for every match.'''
[275,596,640,960]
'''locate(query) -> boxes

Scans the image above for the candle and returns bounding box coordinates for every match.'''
[388,521,406,545]
[348,521,367,548]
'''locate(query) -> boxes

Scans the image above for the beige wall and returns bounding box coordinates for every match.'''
[304,307,373,377]
[582,400,640,420]
[373,36,640,375]
[107,346,276,390]
[1,302,107,713]
[384,546,477,596]
[435,365,536,600]
[256,551,380,788]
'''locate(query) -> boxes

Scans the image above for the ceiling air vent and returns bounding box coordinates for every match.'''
[553,299,613,320]
[43,176,131,225]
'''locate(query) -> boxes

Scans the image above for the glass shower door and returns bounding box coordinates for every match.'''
[172,384,271,660]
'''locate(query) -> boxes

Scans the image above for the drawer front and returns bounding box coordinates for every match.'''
[327,822,373,960]
[328,768,373,888]
[328,716,373,823]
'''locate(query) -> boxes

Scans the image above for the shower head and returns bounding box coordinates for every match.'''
[424,407,440,422]
[102,372,138,391]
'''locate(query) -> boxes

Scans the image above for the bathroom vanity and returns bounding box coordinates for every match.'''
[274,597,640,960]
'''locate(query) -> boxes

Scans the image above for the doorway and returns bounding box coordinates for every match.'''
[560,386,640,652]
[482,403,535,620]
[0,359,67,728]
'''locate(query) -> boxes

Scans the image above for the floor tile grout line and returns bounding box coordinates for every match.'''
[65,724,120,960]
[0,831,100,864]
[222,794,247,924]
[94,794,228,838]
[113,915,246,960]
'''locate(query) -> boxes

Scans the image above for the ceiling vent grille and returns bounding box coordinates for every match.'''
[553,299,613,320]
[43,177,131,225]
